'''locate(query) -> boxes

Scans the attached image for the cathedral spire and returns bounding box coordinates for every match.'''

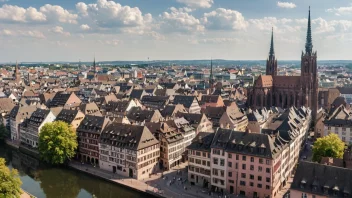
[269,27,275,58]
[305,6,313,54]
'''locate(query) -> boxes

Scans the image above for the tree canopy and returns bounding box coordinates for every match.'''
[38,121,78,165]
[0,158,22,198]
[312,133,345,162]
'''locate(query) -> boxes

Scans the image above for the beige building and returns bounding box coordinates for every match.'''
[99,123,160,180]
[9,105,37,141]
[55,109,85,130]
[23,109,56,148]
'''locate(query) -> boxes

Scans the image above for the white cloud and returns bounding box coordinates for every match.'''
[104,39,121,46]
[159,7,204,33]
[327,6,352,16]
[277,2,297,9]
[0,29,12,36]
[80,24,90,30]
[39,4,78,24]
[75,0,152,28]
[76,2,88,16]
[0,5,46,23]
[202,8,248,30]
[197,38,239,44]
[176,0,213,9]
[0,4,77,24]
[313,18,335,34]
[49,26,70,36]
[19,30,46,39]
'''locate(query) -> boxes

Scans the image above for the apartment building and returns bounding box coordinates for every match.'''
[291,161,352,198]
[323,105,352,144]
[98,123,159,180]
[9,105,37,141]
[156,122,184,170]
[172,95,201,114]
[76,115,110,164]
[187,132,214,188]
[188,107,311,197]
[176,112,213,134]
[23,109,56,148]
[55,109,85,130]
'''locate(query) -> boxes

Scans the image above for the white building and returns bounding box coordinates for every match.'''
[99,123,159,180]
[23,109,56,148]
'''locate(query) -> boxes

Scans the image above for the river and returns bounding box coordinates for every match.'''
[0,145,147,198]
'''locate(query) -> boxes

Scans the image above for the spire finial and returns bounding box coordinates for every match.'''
[269,27,275,57]
[305,6,313,54]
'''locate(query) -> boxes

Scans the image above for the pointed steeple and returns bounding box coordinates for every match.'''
[269,27,275,58]
[93,56,96,73]
[305,6,313,54]
[210,58,213,86]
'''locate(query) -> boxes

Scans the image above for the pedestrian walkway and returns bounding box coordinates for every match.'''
[69,162,163,197]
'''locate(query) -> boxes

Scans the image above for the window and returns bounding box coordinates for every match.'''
[236,155,239,160]
[228,153,232,158]
[258,176,262,181]
[343,127,346,131]
[240,181,246,186]
[250,182,254,187]
[242,156,246,161]
[250,165,254,170]
[207,161,210,167]
[220,159,225,166]
[257,184,262,188]
[266,168,270,173]
[228,162,232,167]
[259,159,263,164]
[203,152,206,157]
[229,180,234,184]
[212,169,218,176]
[235,163,238,169]
[266,185,270,190]
[213,158,218,165]
[250,174,254,180]
[242,164,246,170]
[250,157,254,162]
[258,166,262,172]
[228,172,232,177]
[266,160,270,165]
[241,173,246,178]
[266,177,271,183]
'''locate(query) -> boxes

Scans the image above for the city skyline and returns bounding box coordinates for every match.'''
[1,0,352,61]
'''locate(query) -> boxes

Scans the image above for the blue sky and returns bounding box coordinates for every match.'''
[0,0,352,62]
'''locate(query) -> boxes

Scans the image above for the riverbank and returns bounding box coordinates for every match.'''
[68,162,164,198]
[21,189,36,198]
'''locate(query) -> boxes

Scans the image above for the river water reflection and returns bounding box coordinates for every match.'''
[0,145,147,198]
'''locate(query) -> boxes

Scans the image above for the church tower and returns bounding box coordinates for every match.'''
[14,61,21,83]
[301,7,318,122]
[266,28,278,76]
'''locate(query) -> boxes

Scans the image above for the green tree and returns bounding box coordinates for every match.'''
[0,123,8,142]
[312,133,345,162]
[38,121,78,165]
[0,158,22,198]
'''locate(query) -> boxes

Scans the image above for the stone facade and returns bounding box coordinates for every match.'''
[248,9,318,122]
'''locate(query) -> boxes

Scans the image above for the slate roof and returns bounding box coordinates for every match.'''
[172,95,197,108]
[127,107,159,122]
[28,109,51,126]
[211,128,283,159]
[187,132,215,152]
[56,109,80,124]
[291,161,352,197]
[76,115,109,134]
[100,123,159,150]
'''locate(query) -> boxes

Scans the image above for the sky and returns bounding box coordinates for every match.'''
[0,0,352,62]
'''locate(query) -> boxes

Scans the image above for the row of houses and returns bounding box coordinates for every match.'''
[187,107,311,197]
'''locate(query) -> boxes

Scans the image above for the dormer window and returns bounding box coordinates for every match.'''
[333,186,339,197]
[324,186,329,194]
[300,179,306,189]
